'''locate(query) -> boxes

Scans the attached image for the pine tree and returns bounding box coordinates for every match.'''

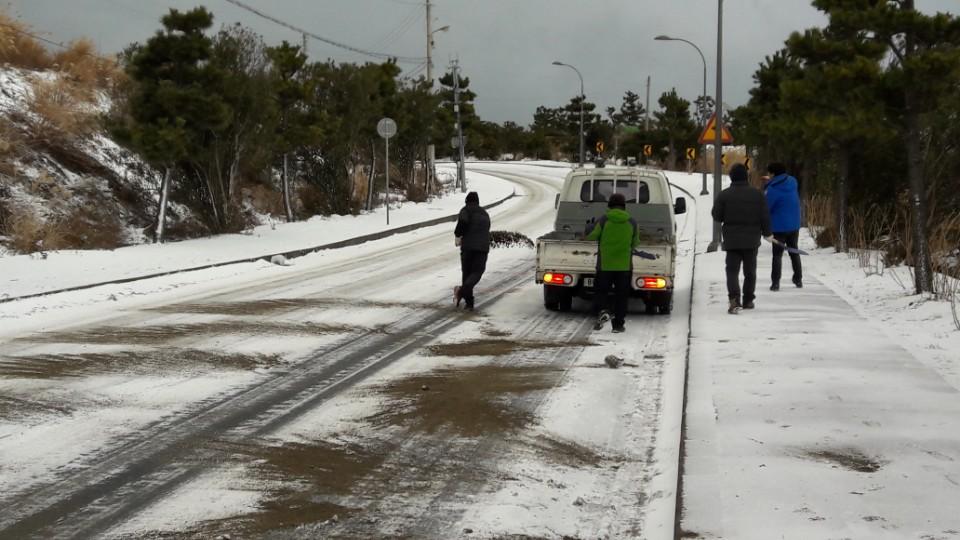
[654,89,697,170]
[116,7,229,242]
[814,0,960,292]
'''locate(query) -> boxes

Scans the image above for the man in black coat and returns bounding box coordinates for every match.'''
[711,164,773,314]
[454,191,491,310]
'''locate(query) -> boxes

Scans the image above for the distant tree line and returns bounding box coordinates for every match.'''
[110,6,710,243]
[730,0,960,294]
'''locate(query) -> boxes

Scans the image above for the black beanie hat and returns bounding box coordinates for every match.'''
[767,162,786,176]
[465,191,479,204]
[730,164,749,184]
[608,193,627,208]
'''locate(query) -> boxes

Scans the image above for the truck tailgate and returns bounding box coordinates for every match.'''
[537,240,672,275]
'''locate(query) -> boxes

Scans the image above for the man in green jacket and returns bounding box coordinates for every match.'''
[587,193,640,333]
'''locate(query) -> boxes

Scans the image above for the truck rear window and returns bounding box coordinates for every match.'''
[580,180,649,203]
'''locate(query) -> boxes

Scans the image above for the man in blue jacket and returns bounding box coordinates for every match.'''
[764,163,802,290]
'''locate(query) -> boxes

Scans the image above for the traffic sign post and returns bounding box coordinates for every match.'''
[596,140,605,155]
[686,147,696,160]
[643,145,653,157]
[377,118,397,225]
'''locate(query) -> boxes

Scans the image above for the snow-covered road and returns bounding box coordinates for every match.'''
[0,163,700,539]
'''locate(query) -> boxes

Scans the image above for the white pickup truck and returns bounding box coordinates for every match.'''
[535,166,686,314]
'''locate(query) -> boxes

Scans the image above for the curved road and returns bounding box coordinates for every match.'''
[0,163,699,539]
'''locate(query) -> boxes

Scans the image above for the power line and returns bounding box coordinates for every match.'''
[369,6,422,52]
[0,21,110,60]
[221,0,425,64]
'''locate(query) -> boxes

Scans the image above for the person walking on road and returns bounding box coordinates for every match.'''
[764,162,803,290]
[454,191,491,310]
[587,193,640,332]
[712,164,773,314]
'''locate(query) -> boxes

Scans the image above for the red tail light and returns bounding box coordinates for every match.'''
[638,277,667,289]
[543,272,573,285]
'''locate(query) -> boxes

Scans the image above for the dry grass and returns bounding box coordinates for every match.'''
[52,38,123,93]
[243,182,286,217]
[3,176,127,253]
[28,77,99,143]
[0,10,53,70]
[804,194,835,248]
[4,201,64,253]
[847,204,892,277]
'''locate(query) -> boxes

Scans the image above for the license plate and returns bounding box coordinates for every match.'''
[584,277,594,287]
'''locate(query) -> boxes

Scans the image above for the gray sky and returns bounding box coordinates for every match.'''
[7,0,958,124]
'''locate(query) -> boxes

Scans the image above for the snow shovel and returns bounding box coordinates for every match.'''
[764,236,809,256]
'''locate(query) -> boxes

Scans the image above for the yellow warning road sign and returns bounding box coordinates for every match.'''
[643,144,653,157]
[744,157,752,170]
[685,147,696,160]
[698,113,734,145]
[721,153,727,167]
[596,141,605,153]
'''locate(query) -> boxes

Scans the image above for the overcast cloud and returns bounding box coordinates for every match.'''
[7,0,958,124]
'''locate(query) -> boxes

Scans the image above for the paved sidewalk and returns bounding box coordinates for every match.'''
[680,250,960,539]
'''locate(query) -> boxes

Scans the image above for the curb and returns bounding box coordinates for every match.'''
[0,191,517,305]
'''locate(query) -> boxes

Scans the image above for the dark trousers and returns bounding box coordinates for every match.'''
[771,230,802,284]
[592,270,631,327]
[460,250,488,307]
[725,248,758,303]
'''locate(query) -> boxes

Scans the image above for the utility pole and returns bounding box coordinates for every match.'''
[452,59,466,192]
[708,0,724,253]
[645,75,651,131]
[425,0,434,195]
[302,32,308,56]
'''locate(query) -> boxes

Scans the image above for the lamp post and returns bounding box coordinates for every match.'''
[655,35,709,196]
[552,61,585,167]
[707,0,724,253]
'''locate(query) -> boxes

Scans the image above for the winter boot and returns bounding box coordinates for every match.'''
[742,299,755,310]
[594,310,611,331]
[453,286,462,307]
[728,298,742,315]
[770,282,780,291]
[793,277,803,288]
[612,324,625,333]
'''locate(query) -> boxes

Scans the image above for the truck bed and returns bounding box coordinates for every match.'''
[536,238,673,278]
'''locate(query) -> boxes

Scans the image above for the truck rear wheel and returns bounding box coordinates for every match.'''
[543,285,561,311]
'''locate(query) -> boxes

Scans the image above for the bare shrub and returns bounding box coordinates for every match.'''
[57,179,126,249]
[929,212,960,303]
[848,204,892,277]
[5,203,64,253]
[404,166,429,204]
[28,77,98,143]
[0,10,53,70]
[804,194,836,248]
[243,182,285,217]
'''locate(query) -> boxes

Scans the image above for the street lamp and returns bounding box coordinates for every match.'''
[655,35,709,196]
[552,61,585,167]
